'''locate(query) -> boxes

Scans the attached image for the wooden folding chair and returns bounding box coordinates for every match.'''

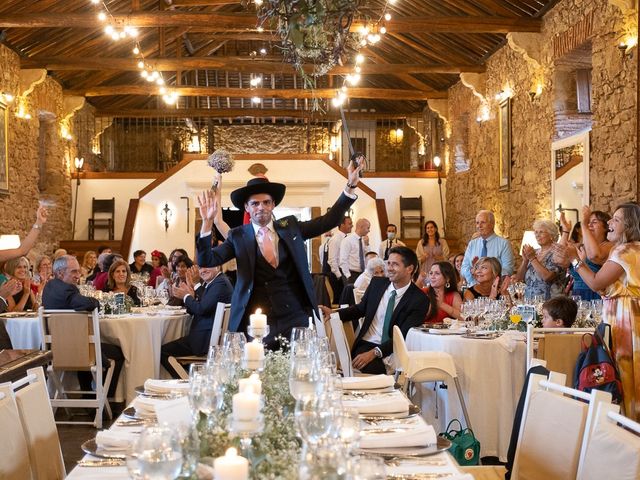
[39,307,114,429]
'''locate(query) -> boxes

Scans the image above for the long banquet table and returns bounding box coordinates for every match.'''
[0,309,190,403]
[406,328,526,461]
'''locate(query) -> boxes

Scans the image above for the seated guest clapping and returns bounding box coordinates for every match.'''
[42,255,124,397]
[423,261,462,323]
[541,296,578,328]
[4,256,37,312]
[31,255,53,297]
[353,257,386,304]
[168,255,194,306]
[160,264,233,378]
[103,259,141,306]
[514,219,565,300]
[320,246,429,374]
[463,257,509,301]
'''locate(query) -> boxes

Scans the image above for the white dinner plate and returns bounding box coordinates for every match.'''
[356,436,451,458]
[81,438,130,460]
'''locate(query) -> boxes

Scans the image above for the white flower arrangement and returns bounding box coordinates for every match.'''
[207,149,235,174]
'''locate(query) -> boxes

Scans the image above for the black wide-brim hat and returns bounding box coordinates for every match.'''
[230,177,286,209]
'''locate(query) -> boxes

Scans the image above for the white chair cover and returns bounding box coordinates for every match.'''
[0,387,32,480]
[209,302,229,348]
[329,313,353,377]
[14,367,65,480]
[578,403,640,480]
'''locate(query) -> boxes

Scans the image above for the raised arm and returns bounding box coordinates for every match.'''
[580,206,613,264]
[0,206,47,263]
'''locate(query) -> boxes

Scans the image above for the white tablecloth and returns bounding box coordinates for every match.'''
[1,311,190,403]
[406,328,526,461]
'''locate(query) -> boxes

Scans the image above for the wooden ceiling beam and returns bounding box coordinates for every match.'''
[21,56,485,74]
[0,13,540,33]
[66,85,446,100]
[166,0,239,5]
[95,107,417,119]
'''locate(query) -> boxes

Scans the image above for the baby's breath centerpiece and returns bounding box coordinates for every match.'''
[198,350,300,479]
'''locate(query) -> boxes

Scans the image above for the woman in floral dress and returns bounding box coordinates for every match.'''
[566,202,640,419]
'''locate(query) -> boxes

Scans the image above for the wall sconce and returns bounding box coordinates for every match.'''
[495,87,513,103]
[476,103,490,123]
[1,92,14,103]
[618,36,637,59]
[161,202,173,232]
[529,83,543,103]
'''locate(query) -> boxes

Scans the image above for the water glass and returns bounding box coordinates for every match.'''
[134,426,182,480]
[295,395,333,448]
[157,288,170,306]
[346,455,386,479]
[289,356,316,400]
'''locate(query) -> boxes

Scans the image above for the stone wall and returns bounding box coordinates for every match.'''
[0,44,75,257]
[443,0,637,253]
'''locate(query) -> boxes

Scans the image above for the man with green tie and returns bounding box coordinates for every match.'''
[320,246,429,374]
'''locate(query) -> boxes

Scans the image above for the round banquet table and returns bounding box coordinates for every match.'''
[405,328,526,461]
[1,310,190,403]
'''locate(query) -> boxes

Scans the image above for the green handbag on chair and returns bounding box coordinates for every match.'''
[439,419,481,466]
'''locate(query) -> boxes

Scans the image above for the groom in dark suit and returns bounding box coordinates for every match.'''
[160,264,233,377]
[321,246,429,374]
[197,159,363,348]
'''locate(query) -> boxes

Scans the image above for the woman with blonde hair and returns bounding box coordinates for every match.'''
[4,256,37,312]
[514,219,565,300]
[463,257,509,301]
[565,202,640,420]
[81,250,98,278]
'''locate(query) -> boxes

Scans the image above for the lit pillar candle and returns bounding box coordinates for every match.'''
[249,308,267,329]
[232,387,260,421]
[213,447,248,480]
[243,340,265,369]
[238,373,262,395]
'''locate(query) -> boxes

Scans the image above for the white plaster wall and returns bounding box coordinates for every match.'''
[553,163,584,222]
[71,178,154,241]
[71,161,446,263]
[362,177,447,239]
[131,158,383,262]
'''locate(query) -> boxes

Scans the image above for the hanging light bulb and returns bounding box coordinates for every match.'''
[141,70,148,78]
[133,46,140,55]
[98,12,107,21]
[251,96,262,104]
[384,13,392,21]
[355,54,365,64]
[91,0,100,3]
[104,25,114,35]
[137,60,145,69]
[156,77,165,86]
[380,26,387,34]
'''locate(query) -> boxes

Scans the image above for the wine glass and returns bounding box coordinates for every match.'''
[289,356,317,401]
[134,426,182,480]
[346,456,387,479]
[295,396,333,449]
[157,288,170,306]
[521,305,536,325]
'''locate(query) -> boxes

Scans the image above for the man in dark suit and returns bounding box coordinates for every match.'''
[160,264,233,378]
[42,255,124,397]
[321,246,429,374]
[197,159,363,348]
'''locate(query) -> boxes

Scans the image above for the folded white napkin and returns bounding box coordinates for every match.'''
[144,378,190,394]
[132,396,164,417]
[342,391,410,415]
[95,430,137,451]
[341,374,395,391]
[497,331,526,353]
[359,419,437,449]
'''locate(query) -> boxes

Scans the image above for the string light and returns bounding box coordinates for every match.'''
[251,96,262,104]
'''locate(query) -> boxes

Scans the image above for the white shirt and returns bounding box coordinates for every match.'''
[378,238,406,259]
[319,236,331,267]
[340,233,366,276]
[328,231,347,278]
[251,220,279,265]
[362,281,411,345]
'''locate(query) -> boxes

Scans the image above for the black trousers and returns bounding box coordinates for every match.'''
[348,270,362,284]
[160,336,193,379]
[328,272,344,305]
[78,343,124,398]
[352,339,386,374]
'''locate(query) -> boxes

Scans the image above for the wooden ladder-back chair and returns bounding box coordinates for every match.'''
[39,307,114,429]
[88,197,115,240]
[399,196,424,239]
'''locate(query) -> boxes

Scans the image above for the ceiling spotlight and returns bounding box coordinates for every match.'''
[91,0,100,3]
[257,26,264,32]
[259,48,267,56]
